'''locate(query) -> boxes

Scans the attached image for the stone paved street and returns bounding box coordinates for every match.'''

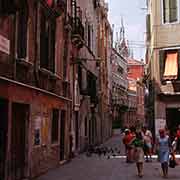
[35,131,180,180]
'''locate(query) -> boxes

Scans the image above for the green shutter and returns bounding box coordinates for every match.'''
[159,50,165,82]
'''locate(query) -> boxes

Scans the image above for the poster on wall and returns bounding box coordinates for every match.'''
[34,116,41,145]
[155,118,166,135]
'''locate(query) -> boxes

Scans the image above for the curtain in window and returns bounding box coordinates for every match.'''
[163,52,178,80]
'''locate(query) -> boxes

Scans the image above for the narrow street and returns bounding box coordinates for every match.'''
[1,1,180,180]
[35,131,180,180]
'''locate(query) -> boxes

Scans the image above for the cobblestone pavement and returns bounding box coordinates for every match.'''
[35,130,180,180]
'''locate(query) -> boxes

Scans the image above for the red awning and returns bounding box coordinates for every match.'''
[163,52,178,80]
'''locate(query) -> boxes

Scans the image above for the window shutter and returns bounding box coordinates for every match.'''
[170,0,177,22]
[159,50,165,82]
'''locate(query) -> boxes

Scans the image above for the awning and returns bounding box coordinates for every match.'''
[163,52,178,80]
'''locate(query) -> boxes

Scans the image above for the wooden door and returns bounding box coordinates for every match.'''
[60,110,66,161]
[11,103,29,180]
[0,99,8,180]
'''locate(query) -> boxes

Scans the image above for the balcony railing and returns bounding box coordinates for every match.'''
[70,0,84,45]
[112,73,128,89]
[71,17,84,39]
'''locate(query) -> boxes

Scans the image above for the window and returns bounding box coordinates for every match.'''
[40,8,56,73]
[117,66,124,75]
[88,24,91,49]
[163,0,178,23]
[0,0,16,15]
[85,117,88,136]
[17,3,28,59]
[34,129,41,145]
[159,49,180,81]
[163,52,178,80]
[51,109,59,143]
[87,72,97,103]
[85,20,93,50]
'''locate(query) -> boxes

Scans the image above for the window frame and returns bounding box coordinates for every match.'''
[39,4,57,73]
[161,0,180,24]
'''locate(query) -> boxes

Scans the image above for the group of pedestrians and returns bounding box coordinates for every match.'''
[122,126,152,177]
[122,125,180,178]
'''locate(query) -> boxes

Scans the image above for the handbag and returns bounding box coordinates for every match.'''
[169,153,177,168]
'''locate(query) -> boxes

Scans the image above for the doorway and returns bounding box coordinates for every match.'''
[11,103,29,180]
[166,108,180,138]
[0,98,8,180]
[60,110,66,161]
[75,111,79,149]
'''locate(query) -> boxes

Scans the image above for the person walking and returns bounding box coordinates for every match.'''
[123,129,135,163]
[176,125,180,153]
[156,129,171,178]
[132,131,144,178]
[142,126,153,162]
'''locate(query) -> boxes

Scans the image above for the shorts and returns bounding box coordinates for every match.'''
[145,143,152,149]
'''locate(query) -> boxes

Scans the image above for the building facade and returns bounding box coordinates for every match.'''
[0,0,113,179]
[0,1,72,179]
[146,0,180,135]
[124,87,137,127]
[124,58,145,128]
[111,48,128,128]
[97,0,113,141]
[70,0,101,152]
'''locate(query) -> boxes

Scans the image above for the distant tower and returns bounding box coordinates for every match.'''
[120,17,125,42]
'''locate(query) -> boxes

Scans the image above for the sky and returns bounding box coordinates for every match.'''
[105,0,147,60]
